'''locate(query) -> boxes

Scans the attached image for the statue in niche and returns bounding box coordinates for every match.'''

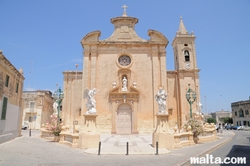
[155,88,168,114]
[121,77,128,91]
[83,88,99,114]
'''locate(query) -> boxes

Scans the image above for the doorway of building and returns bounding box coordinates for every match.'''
[116,104,132,134]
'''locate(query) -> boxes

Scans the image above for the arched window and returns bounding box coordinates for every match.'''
[184,50,190,62]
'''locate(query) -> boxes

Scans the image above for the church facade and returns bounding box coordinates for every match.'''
[62,11,201,134]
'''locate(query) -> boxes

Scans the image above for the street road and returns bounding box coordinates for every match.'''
[189,130,250,166]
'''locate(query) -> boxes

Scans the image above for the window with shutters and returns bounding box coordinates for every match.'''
[1,97,8,120]
[5,75,9,87]
[16,82,19,93]
[239,109,244,117]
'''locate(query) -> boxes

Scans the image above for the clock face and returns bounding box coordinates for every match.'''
[118,55,131,66]
[185,63,191,69]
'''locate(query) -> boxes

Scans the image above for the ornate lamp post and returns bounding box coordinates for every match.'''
[186,84,197,118]
[52,84,64,120]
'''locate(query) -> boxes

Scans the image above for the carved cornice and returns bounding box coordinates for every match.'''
[63,71,83,80]
[0,51,25,80]
[148,29,169,46]
[81,30,101,45]
[109,86,139,102]
[177,68,200,73]
[110,92,139,101]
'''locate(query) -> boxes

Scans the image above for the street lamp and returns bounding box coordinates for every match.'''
[186,84,197,118]
[52,84,64,120]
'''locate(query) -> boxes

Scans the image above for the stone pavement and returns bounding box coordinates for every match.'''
[0,130,235,166]
[84,131,234,157]
[84,134,170,155]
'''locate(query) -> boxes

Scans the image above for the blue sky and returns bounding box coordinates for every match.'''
[1,1,250,113]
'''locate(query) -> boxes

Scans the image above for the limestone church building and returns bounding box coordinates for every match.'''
[62,10,201,134]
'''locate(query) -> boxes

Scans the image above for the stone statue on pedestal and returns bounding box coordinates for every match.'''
[155,88,168,114]
[83,88,99,114]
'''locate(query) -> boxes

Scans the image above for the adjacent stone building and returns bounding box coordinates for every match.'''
[22,90,54,129]
[231,98,250,126]
[0,51,24,144]
[211,110,231,125]
[62,11,201,134]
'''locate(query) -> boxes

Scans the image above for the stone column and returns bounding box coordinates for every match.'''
[78,114,100,149]
[132,101,138,134]
[152,114,175,150]
[111,102,116,134]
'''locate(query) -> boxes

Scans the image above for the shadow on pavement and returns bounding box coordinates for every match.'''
[221,145,250,166]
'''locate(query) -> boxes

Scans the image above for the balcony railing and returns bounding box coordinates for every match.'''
[26,108,36,113]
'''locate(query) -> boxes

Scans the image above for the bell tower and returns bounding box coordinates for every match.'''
[172,17,201,124]
[172,17,198,71]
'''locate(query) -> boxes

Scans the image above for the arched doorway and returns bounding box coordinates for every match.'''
[116,104,132,134]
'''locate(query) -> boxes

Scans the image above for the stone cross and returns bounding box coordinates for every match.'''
[122,4,128,16]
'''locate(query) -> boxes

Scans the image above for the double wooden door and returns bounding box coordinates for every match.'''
[116,104,132,134]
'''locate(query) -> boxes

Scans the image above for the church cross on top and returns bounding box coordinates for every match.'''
[122,4,128,17]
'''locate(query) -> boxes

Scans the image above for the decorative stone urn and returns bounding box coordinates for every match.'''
[54,135,60,142]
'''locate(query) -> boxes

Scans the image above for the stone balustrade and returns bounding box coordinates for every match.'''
[198,128,217,143]
[40,127,217,149]
[173,127,217,148]
[59,132,79,148]
[174,132,194,148]
[40,128,53,140]
[40,128,79,148]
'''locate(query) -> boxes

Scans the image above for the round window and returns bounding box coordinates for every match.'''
[118,55,131,66]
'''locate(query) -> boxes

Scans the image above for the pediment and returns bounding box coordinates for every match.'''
[130,87,139,93]
[110,87,119,93]
[109,86,140,101]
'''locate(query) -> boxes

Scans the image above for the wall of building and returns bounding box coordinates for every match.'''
[22,91,54,130]
[166,71,178,127]
[211,110,231,125]
[0,51,24,144]
[62,72,82,128]
[231,100,250,126]
[80,44,168,133]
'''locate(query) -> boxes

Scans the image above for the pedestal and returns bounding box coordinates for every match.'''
[79,133,100,149]
[152,114,175,150]
[78,114,100,149]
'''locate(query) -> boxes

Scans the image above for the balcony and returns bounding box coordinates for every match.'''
[25,108,36,114]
